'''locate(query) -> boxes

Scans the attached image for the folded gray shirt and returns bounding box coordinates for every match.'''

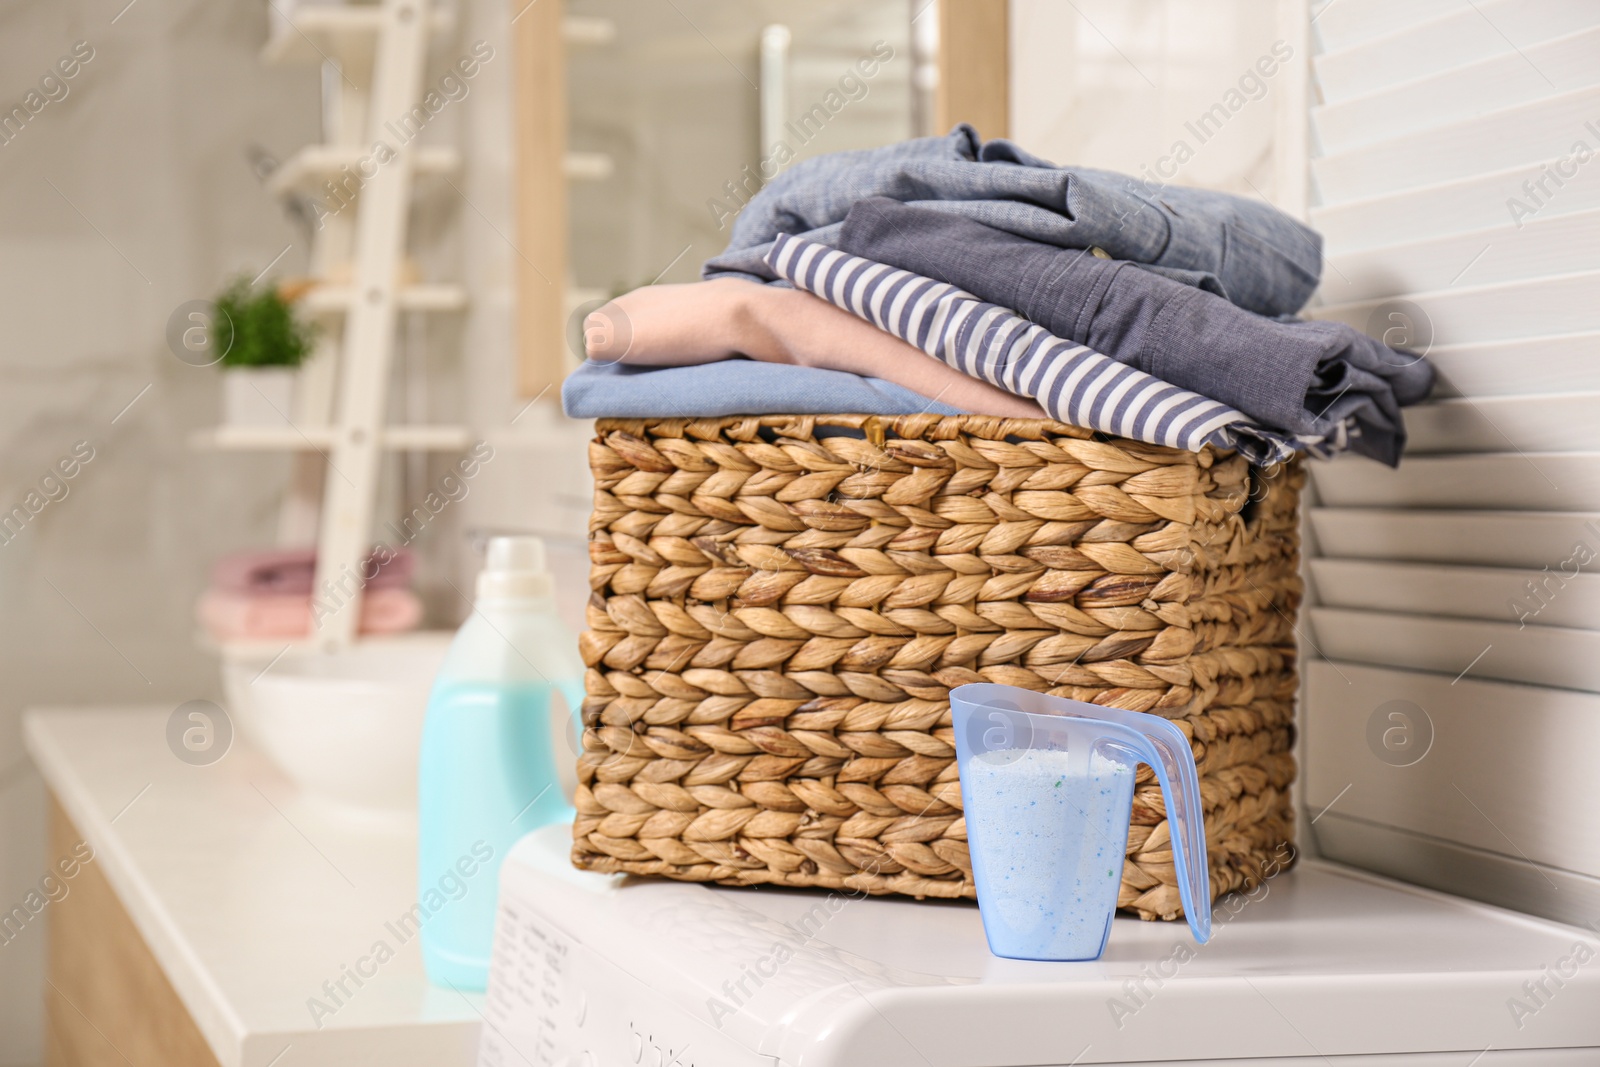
[704,124,1322,317]
[837,197,1435,466]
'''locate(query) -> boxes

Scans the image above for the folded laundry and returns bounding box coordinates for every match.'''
[766,234,1308,466]
[705,124,1321,317]
[566,272,1040,418]
[209,545,414,596]
[838,197,1435,466]
[196,587,422,642]
[562,358,962,419]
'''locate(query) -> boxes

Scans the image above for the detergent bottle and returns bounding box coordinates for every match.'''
[418,536,585,988]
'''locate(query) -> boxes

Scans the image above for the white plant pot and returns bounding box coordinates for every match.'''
[222,367,298,427]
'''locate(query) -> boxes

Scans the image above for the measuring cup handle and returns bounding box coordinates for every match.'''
[1126,723,1212,944]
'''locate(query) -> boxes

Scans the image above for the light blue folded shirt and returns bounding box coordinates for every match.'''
[560,357,963,420]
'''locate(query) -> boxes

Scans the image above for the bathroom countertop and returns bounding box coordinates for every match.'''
[24,706,482,1067]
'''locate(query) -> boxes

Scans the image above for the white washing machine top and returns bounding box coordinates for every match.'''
[479,826,1600,1066]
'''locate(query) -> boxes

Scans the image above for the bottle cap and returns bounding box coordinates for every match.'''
[477,535,553,599]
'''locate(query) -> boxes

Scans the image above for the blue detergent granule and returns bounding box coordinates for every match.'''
[964,747,1134,958]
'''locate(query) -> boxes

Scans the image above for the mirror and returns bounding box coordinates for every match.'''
[512,0,1008,395]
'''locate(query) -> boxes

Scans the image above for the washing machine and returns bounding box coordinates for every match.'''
[477,825,1600,1065]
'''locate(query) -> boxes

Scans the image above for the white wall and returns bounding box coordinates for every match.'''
[0,3,323,1060]
[1010,0,1304,211]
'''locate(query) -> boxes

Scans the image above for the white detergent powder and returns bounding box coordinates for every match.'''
[963,747,1134,957]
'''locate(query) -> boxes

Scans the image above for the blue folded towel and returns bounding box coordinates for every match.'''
[561,357,963,420]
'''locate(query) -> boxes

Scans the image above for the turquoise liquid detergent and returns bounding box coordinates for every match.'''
[418,538,585,989]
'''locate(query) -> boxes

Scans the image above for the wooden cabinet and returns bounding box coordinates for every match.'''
[44,797,220,1067]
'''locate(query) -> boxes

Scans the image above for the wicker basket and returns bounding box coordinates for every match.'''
[573,413,1301,921]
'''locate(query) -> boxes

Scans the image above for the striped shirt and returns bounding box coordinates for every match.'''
[766,233,1310,464]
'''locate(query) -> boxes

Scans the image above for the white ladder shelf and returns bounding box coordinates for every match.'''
[201,1,617,652]
[232,0,467,650]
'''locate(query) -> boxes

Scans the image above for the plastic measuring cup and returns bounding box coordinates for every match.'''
[951,683,1211,961]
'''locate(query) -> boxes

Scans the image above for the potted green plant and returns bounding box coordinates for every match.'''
[213,276,317,426]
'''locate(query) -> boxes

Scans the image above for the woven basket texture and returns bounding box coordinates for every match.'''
[573,413,1302,921]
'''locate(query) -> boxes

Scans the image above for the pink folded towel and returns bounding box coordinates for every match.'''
[208,546,415,596]
[197,587,423,642]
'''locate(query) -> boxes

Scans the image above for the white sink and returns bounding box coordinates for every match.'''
[221,633,452,822]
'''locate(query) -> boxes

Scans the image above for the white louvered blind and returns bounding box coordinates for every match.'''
[1299,0,1600,925]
